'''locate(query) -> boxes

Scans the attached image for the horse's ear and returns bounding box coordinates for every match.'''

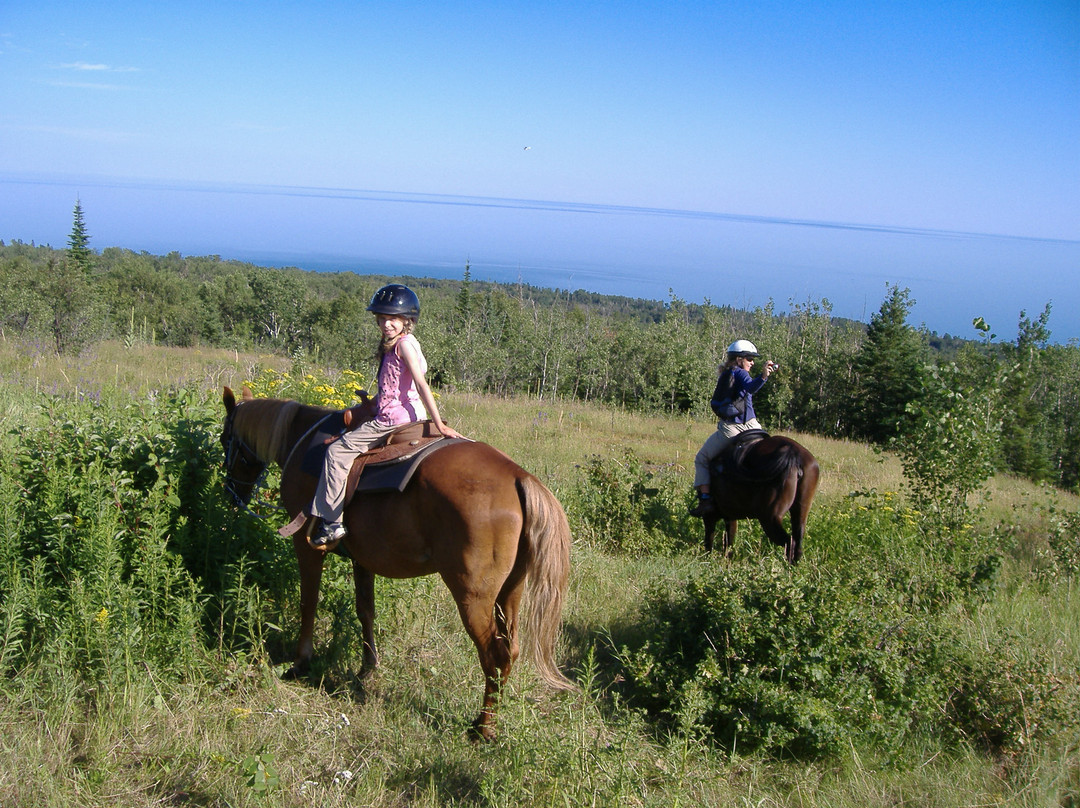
[223,386,236,412]
[241,386,254,401]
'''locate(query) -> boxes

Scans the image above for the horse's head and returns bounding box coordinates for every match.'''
[220,386,267,507]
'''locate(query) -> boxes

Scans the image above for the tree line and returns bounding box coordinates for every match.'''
[2,201,1077,490]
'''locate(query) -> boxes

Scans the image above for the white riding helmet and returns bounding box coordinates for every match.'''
[727,339,760,358]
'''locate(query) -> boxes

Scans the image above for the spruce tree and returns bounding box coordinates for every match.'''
[849,285,927,443]
[49,199,100,354]
[67,198,93,273]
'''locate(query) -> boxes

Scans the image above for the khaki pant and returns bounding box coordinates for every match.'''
[310,419,401,523]
[693,418,763,488]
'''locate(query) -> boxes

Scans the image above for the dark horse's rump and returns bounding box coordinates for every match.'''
[704,433,819,563]
[219,387,576,741]
[718,431,800,483]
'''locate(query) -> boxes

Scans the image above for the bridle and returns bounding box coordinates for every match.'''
[221,405,276,517]
[221,400,339,520]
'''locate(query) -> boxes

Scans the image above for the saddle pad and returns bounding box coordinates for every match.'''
[346,436,468,497]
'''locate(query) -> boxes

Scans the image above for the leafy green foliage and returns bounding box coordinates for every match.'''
[2,235,1078,492]
[623,493,1072,761]
[240,752,279,794]
[999,306,1054,481]
[0,387,293,688]
[568,449,695,555]
[894,362,1001,532]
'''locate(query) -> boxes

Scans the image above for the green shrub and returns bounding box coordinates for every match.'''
[621,495,1072,761]
[0,388,293,690]
[567,449,695,556]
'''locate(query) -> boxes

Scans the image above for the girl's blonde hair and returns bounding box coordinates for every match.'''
[376,315,417,361]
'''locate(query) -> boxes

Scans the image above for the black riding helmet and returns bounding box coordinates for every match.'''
[367,283,421,319]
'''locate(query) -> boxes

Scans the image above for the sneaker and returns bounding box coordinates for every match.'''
[312,521,347,548]
[689,497,716,517]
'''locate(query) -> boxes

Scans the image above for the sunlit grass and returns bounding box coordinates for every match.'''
[1,340,1077,806]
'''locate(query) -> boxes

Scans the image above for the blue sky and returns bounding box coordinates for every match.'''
[2,1,1078,341]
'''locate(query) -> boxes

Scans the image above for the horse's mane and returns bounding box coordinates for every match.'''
[237,398,302,466]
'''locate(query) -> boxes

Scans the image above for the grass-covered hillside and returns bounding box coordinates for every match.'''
[1,339,1077,807]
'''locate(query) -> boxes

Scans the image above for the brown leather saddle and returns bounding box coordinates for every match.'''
[279,415,465,540]
[341,420,452,500]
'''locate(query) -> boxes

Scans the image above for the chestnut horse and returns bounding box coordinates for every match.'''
[702,434,819,564]
[220,387,575,740]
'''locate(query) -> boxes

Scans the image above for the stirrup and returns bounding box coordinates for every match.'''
[310,521,346,550]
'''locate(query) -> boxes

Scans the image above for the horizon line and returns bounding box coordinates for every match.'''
[2,170,1077,247]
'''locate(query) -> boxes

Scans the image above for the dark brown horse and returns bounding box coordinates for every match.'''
[220,387,576,740]
[702,434,819,563]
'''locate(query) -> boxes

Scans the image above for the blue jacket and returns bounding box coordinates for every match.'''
[727,367,767,424]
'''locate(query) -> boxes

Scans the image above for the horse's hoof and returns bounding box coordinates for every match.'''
[469,718,498,743]
[282,661,309,680]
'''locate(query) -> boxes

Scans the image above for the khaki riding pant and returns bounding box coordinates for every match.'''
[693,418,763,488]
[310,419,401,524]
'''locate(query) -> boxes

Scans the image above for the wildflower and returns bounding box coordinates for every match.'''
[94,607,109,625]
[232,707,253,719]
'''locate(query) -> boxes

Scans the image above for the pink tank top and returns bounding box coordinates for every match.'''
[375,334,428,426]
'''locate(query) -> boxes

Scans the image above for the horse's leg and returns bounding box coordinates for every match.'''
[287,533,325,676]
[353,562,378,672]
[703,515,716,553]
[444,578,512,742]
[723,519,738,558]
[786,479,817,565]
[757,514,795,561]
[494,554,529,670]
[757,470,804,564]
[790,457,819,564]
[786,497,808,564]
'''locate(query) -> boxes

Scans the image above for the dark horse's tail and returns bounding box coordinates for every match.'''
[518,475,578,692]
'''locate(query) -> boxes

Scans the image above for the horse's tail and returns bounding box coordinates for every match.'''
[518,475,578,692]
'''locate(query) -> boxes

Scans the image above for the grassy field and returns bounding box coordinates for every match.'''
[1,339,1078,807]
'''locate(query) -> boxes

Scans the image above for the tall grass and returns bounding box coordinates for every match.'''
[0,339,1077,806]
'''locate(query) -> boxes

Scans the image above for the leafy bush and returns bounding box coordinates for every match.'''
[621,495,1073,761]
[1037,504,1080,581]
[567,449,695,556]
[0,388,296,690]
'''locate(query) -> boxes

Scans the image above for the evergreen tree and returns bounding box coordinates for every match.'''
[43,200,102,354]
[67,198,93,273]
[849,285,927,443]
